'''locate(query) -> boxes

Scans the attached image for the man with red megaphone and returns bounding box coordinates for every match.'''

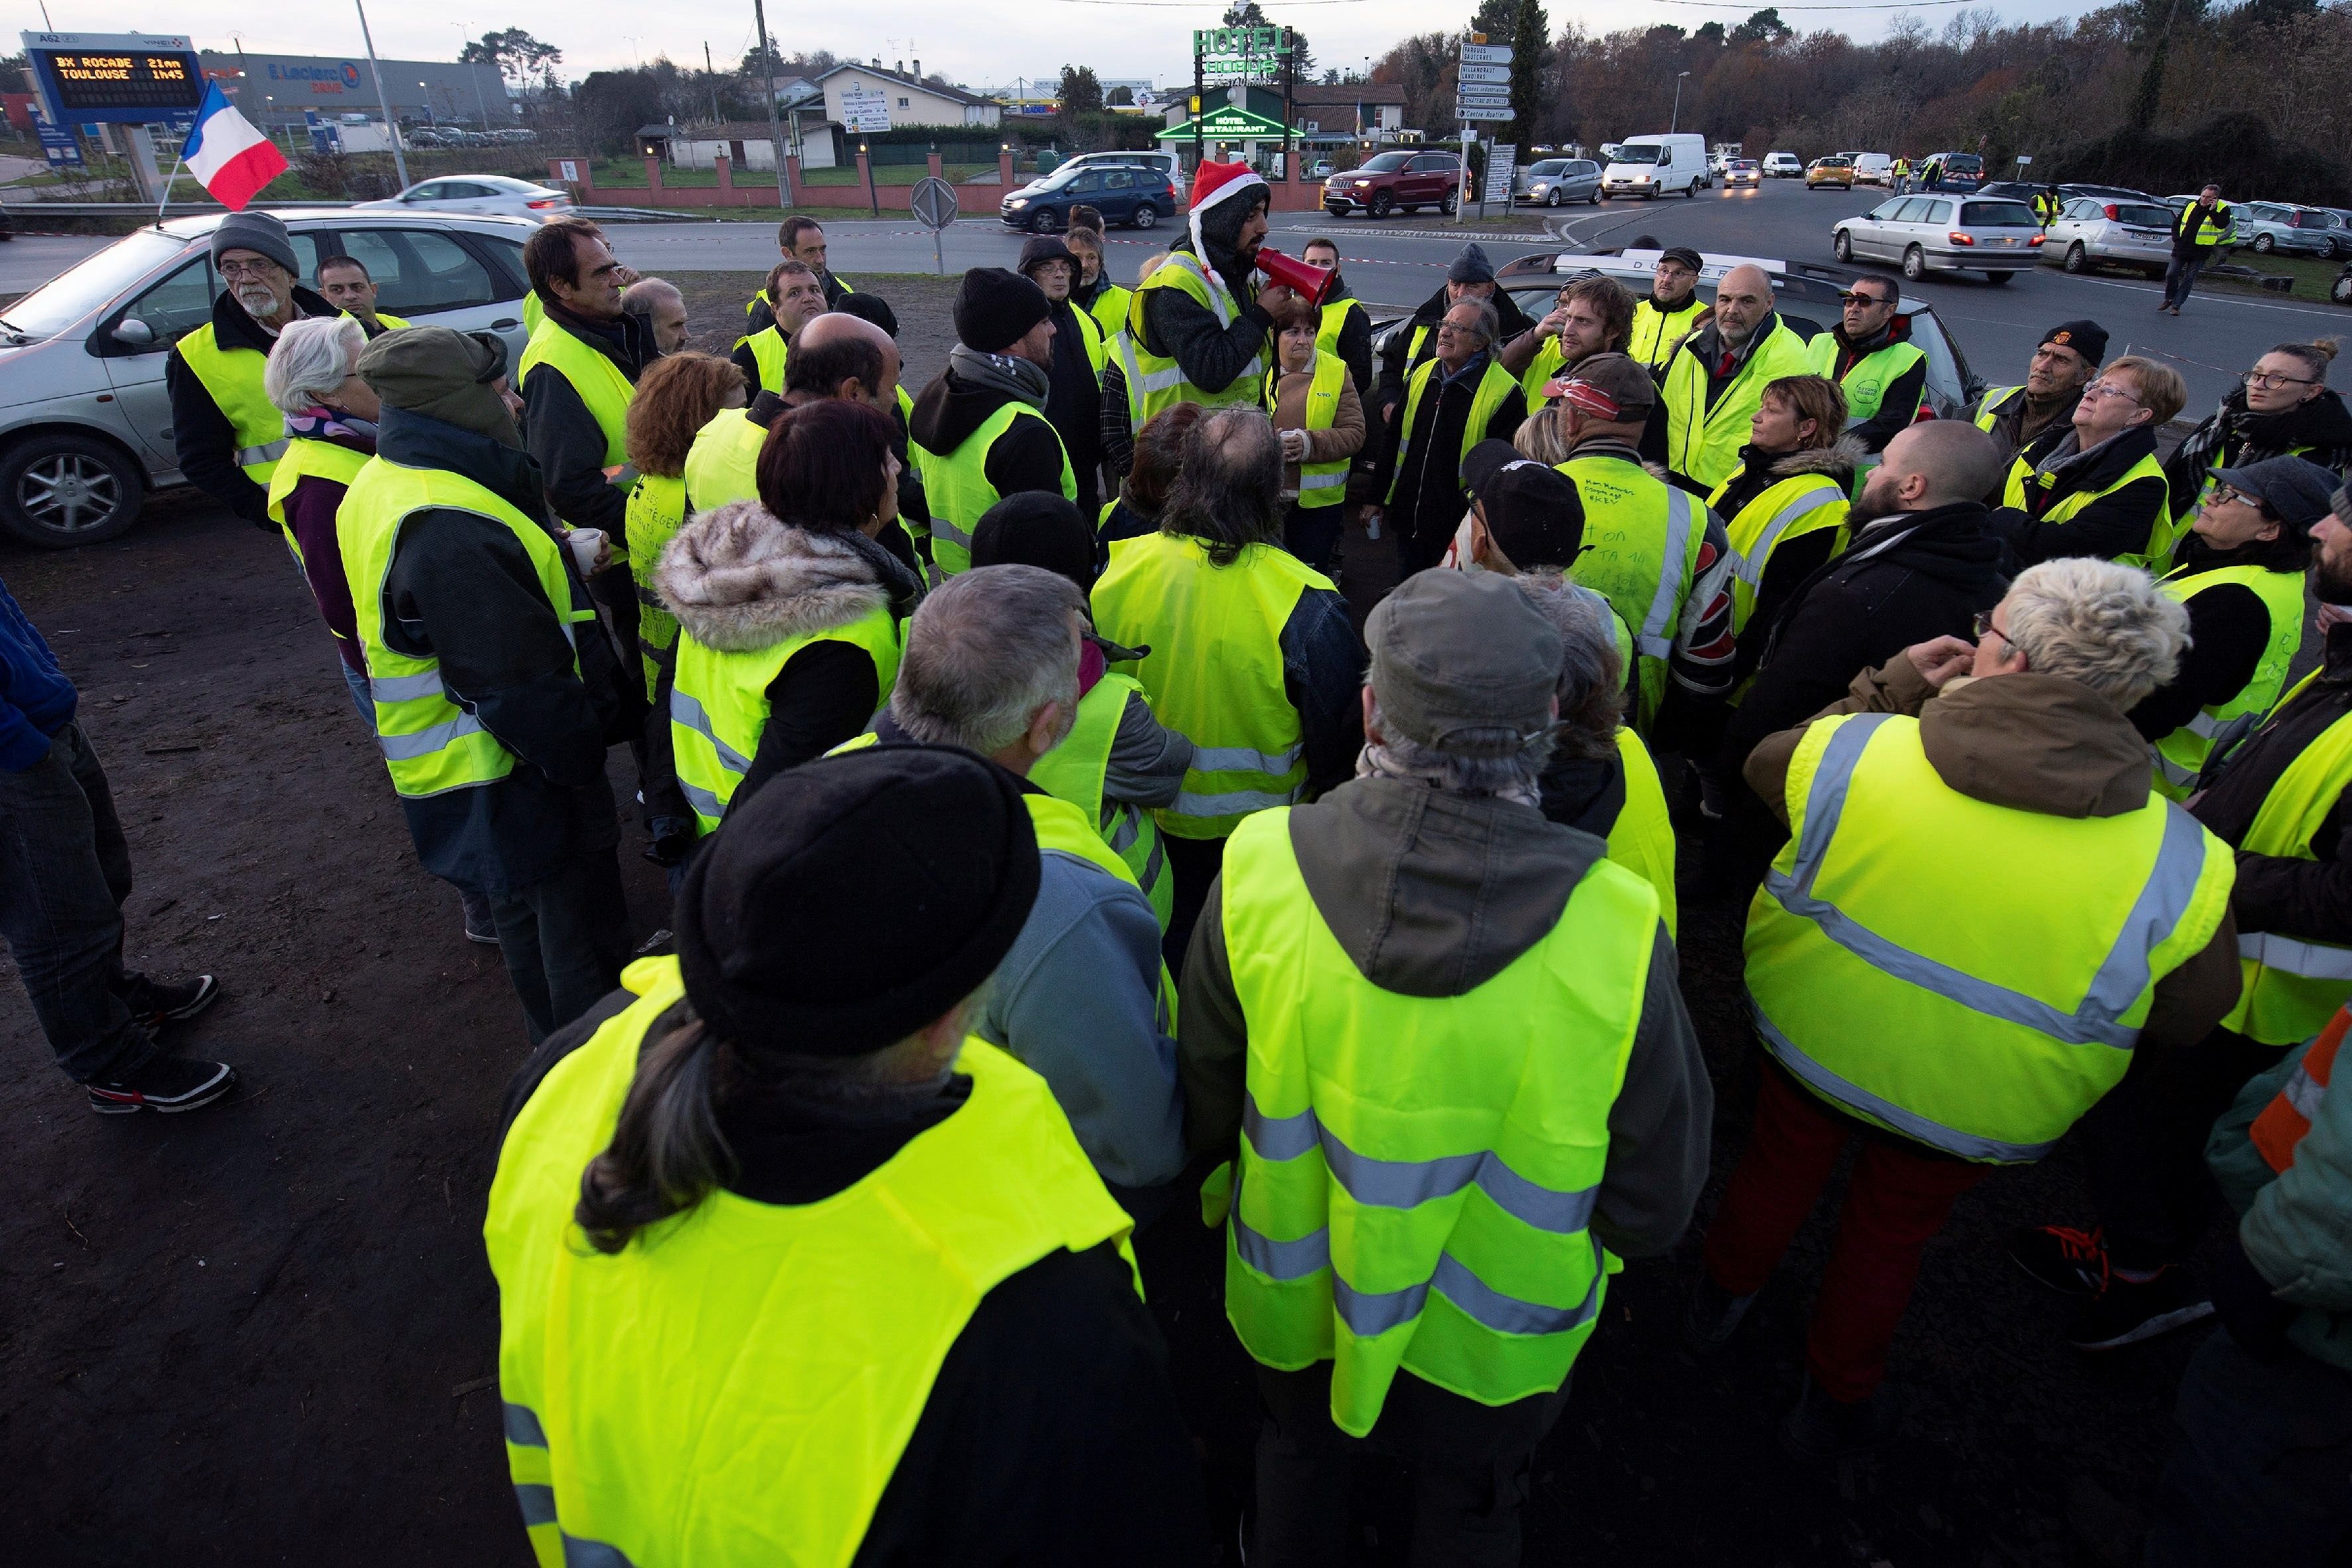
[1123,161,1297,424]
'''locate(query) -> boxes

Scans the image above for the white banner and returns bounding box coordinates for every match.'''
[1482,145,1516,203]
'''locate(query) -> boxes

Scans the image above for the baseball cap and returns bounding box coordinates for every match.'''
[1461,440,1586,570]
[2214,455,2341,526]
[1545,351,1656,414]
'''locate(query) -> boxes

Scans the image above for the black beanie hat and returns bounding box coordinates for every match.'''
[833,289,900,339]
[955,267,1052,354]
[971,491,1095,589]
[673,745,1040,1059]
[2040,319,2108,366]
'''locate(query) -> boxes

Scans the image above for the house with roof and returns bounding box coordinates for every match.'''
[814,62,1002,130]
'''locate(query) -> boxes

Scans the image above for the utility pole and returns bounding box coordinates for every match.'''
[354,0,410,189]
[704,42,722,127]
[751,0,793,208]
[1193,42,1204,168]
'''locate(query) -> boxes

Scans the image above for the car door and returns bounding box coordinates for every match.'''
[333,226,524,357]
[1853,196,1906,257]
[1098,169,1138,221]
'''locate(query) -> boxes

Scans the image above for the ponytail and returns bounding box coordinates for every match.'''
[575,1012,736,1254]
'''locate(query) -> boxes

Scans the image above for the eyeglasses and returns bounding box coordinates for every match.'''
[1839,289,1895,306]
[217,258,282,279]
[2244,370,2318,389]
[2213,485,2261,509]
[1972,610,2017,651]
[2080,380,2144,405]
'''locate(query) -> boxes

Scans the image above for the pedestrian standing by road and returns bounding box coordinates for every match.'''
[1090,408,1362,969]
[1368,297,1528,578]
[1375,242,1534,427]
[1264,297,1366,576]
[1694,558,2238,1460]
[742,214,856,331]
[1017,236,1108,516]
[1500,272,1636,408]
[1891,156,1911,195]
[2164,339,2352,536]
[1805,275,1928,453]
[1629,246,1709,373]
[486,745,1209,1567]
[619,277,688,355]
[1300,234,1375,404]
[909,267,1078,580]
[1122,161,1290,423]
[2034,184,2061,226]
[1660,263,1813,493]
[0,572,231,1115]
[1178,569,1710,1563]
[316,254,405,338]
[341,326,640,1046]
[2163,183,2236,315]
[169,210,331,526]
[1974,320,2105,460]
[730,259,828,397]
[660,399,920,834]
[1991,354,2183,567]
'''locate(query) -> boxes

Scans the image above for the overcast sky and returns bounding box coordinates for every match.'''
[42,0,2112,90]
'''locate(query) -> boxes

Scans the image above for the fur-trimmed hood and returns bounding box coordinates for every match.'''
[1770,435,1869,479]
[654,501,892,653]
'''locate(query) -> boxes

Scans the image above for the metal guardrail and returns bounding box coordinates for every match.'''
[0,198,364,216]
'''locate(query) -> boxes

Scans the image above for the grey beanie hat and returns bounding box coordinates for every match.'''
[210,210,299,278]
[1448,242,1496,285]
[1366,570,1562,751]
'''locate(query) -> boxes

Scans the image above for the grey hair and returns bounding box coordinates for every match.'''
[1162,407,1285,565]
[1449,296,1500,349]
[1364,695,1555,797]
[622,276,683,317]
[1510,576,1625,759]
[1999,557,2189,711]
[263,315,366,416]
[890,565,1085,755]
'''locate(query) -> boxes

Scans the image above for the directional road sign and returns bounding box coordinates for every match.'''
[1460,43,1514,64]
[1458,64,1510,84]
[1457,106,1514,122]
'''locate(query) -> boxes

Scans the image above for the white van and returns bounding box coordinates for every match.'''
[1852,153,1895,187]
[1603,133,1707,199]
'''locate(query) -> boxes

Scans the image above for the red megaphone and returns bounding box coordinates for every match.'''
[1253,246,1336,305]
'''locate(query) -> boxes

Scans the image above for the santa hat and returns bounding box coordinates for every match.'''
[1188,159,1269,262]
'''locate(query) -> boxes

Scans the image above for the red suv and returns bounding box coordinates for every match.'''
[1324,151,1464,219]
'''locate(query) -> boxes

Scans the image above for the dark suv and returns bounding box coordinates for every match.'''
[1000,163,1179,232]
[1323,151,1464,219]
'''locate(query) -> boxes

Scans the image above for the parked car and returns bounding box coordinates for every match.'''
[1806,156,1856,190]
[1764,151,1803,178]
[1832,193,2045,281]
[2058,182,2159,204]
[1308,159,1335,180]
[356,175,572,219]
[1852,153,1895,187]
[2041,196,2177,277]
[2217,200,2339,257]
[1916,153,1986,191]
[1602,133,1707,199]
[1482,246,1982,418]
[0,210,543,548]
[1516,157,1602,206]
[1002,162,1178,231]
[1322,149,1464,218]
[1976,181,2041,203]
[1723,158,1763,188]
[2334,260,2352,306]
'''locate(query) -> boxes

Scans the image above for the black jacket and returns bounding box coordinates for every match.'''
[166,285,335,524]
[2194,621,2352,943]
[908,370,1071,499]
[2164,387,2352,507]
[374,406,641,896]
[2130,531,2307,742]
[1817,318,1931,453]
[1375,281,1537,420]
[520,301,659,540]
[742,269,855,337]
[1040,300,1103,514]
[1715,443,1861,686]
[2173,199,2235,258]
[1724,501,2010,769]
[500,992,1213,1568]
[1137,240,1276,403]
[1372,351,1527,558]
[1988,424,2169,566]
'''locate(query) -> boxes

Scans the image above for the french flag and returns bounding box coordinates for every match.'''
[182,80,287,212]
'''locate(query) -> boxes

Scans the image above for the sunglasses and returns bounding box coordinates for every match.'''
[1839,289,1896,306]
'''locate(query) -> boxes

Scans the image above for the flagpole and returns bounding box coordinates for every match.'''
[155,147,187,227]
[353,0,411,190]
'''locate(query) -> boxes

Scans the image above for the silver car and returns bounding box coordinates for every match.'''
[1517,158,1601,207]
[2042,196,2176,278]
[355,174,572,220]
[0,210,542,548]
[2233,201,2337,258]
[1832,194,2045,281]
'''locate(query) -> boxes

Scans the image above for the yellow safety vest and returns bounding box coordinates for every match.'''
[2148,563,2306,799]
[1662,319,1814,491]
[1219,806,1654,1437]
[742,325,789,394]
[1518,333,1573,408]
[343,309,410,333]
[2221,674,2352,1046]
[1263,353,1352,511]
[1628,295,1706,372]
[1706,467,1851,633]
[1027,672,1174,929]
[2167,435,2326,538]
[1804,334,1928,430]
[1608,726,1679,942]
[1091,532,1327,840]
[909,401,1076,580]
[1746,711,2236,1162]
[1115,250,1267,425]
[1087,282,1134,345]
[670,595,903,834]
[518,318,639,522]
[624,472,688,705]
[1387,356,1523,508]
[1998,447,2173,568]
[337,459,592,798]
[487,953,1135,1568]
[1972,384,2025,434]
[175,322,288,483]
[1065,302,1107,380]
[265,435,370,564]
[1314,296,1366,366]
[682,407,770,514]
[1558,453,1706,732]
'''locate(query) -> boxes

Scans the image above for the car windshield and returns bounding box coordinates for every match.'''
[1946,155,1984,173]
[1616,144,1663,164]
[1529,161,1569,176]
[1358,152,1413,173]
[0,228,192,340]
[1961,201,2038,227]
[1731,161,1759,169]
[2114,204,2173,227]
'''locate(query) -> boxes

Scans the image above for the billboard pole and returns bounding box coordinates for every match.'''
[352,0,410,189]
[753,0,793,209]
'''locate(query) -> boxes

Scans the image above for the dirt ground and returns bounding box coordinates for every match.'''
[0,278,2217,1566]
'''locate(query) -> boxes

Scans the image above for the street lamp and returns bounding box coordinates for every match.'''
[1670,70,1691,135]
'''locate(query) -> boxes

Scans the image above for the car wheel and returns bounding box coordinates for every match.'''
[1589,189,1601,205]
[2334,272,2352,307]
[1131,203,1158,230]
[0,432,146,549]
[2064,242,2088,274]
[1370,191,1394,219]
[2253,232,2275,254]
[1030,206,1062,234]
[1834,230,1854,262]
[1545,189,1563,207]
[1987,270,2013,284]
[1903,244,1927,281]
[1440,189,1458,216]
[1684,181,1697,198]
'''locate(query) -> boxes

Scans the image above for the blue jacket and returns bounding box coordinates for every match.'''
[0,574,77,771]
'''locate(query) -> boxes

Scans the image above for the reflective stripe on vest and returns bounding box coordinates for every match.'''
[682,407,768,514]
[1709,470,1849,633]
[1608,726,1679,942]
[1628,296,1705,371]
[2252,1008,2346,1172]
[1661,319,1814,491]
[1028,673,1174,930]
[339,459,589,797]
[1748,711,2235,1162]
[1973,385,2025,433]
[670,603,903,833]
[1219,807,1654,1437]
[1999,449,2172,568]
[2221,676,2352,1045]
[1804,334,1927,428]
[1091,533,1324,839]
[1388,356,1522,507]
[266,436,370,572]
[517,318,635,473]
[1557,453,1703,732]
[176,323,288,482]
[485,954,1135,1568]
[2149,563,2306,797]
[744,325,789,394]
[1122,251,1266,423]
[1265,353,1352,510]
[909,400,1076,578]
[625,473,688,704]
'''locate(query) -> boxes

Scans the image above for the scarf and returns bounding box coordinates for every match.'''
[947,343,1052,411]
[285,407,378,450]
[1356,736,1544,809]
